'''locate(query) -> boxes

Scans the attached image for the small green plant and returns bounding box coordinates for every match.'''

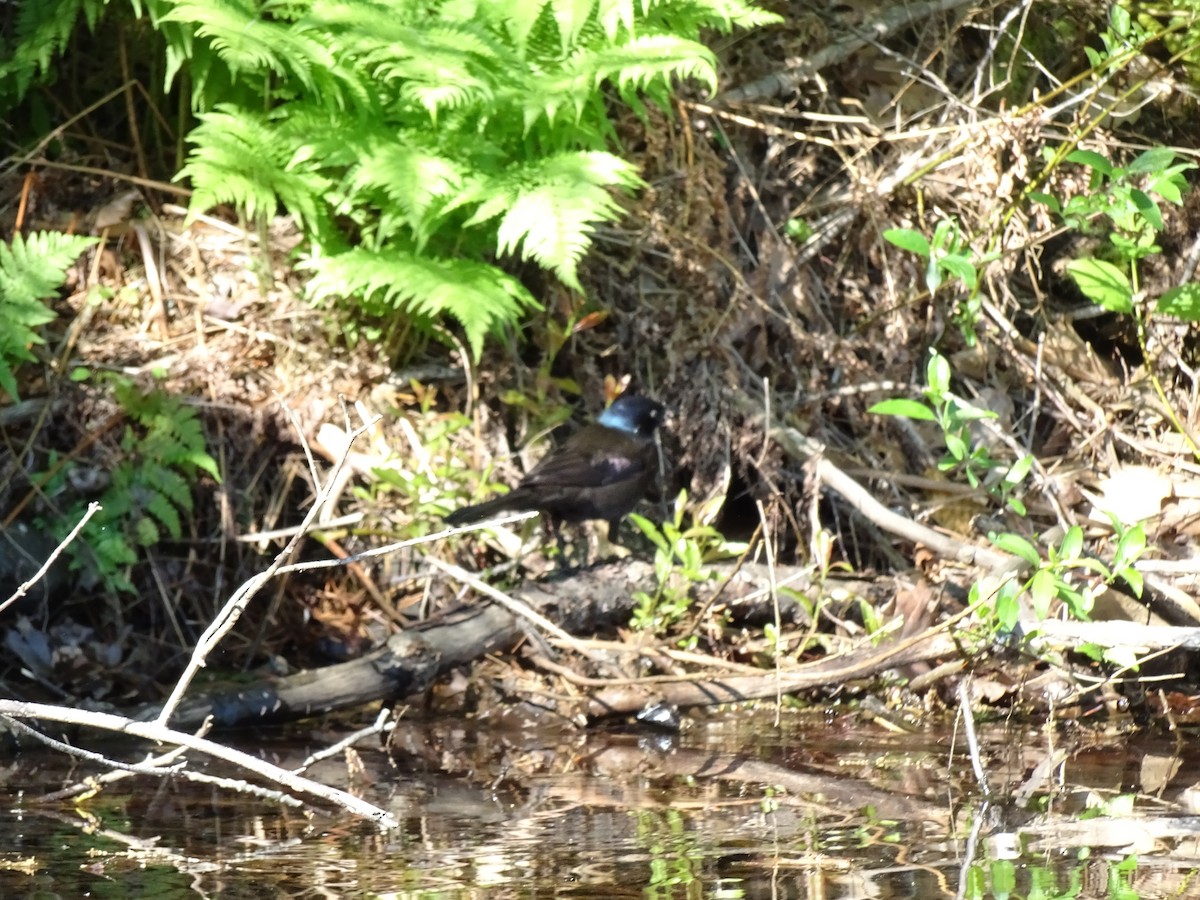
[1031,144,1200,457]
[885,220,979,297]
[354,384,476,531]
[1031,146,1196,318]
[784,217,814,243]
[0,0,109,109]
[0,230,98,400]
[870,349,1034,514]
[1124,0,1200,84]
[883,220,998,345]
[41,376,220,594]
[988,513,1147,643]
[628,491,744,637]
[1088,3,1150,73]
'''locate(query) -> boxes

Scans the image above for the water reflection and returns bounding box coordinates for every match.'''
[0,712,1195,897]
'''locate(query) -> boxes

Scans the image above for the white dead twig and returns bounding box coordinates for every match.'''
[155,401,379,727]
[0,699,397,828]
[2,403,401,827]
[0,501,101,616]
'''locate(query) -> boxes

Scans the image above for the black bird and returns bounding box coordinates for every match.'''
[445,395,666,542]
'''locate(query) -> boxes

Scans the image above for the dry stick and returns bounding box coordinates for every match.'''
[294,707,395,776]
[426,556,607,663]
[132,222,169,340]
[2,715,186,776]
[249,513,536,578]
[155,406,381,727]
[728,390,1015,572]
[956,676,991,799]
[756,498,783,724]
[236,513,364,543]
[157,769,307,810]
[756,376,785,727]
[0,700,397,829]
[39,741,194,804]
[0,502,101,616]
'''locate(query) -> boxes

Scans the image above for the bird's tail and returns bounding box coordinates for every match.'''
[444,491,530,527]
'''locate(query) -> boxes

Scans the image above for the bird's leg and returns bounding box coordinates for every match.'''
[542,514,570,565]
[596,519,630,561]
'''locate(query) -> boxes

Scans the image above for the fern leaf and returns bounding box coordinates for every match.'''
[550,0,599,51]
[0,231,97,399]
[596,0,636,39]
[182,449,221,480]
[343,136,468,249]
[610,33,719,96]
[145,490,184,540]
[158,0,344,97]
[148,464,193,513]
[179,106,332,233]
[93,528,139,566]
[135,515,162,547]
[171,410,208,455]
[480,0,549,53]
[0,231,97,307]
[686,0,783,30]
[355,24,505,121]
[306,249,540,360]
[467,152,643,290]
[0,0,107,102]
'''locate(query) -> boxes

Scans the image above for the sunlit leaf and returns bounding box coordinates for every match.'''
[1066,258,1132,313]
[1159,284,1200,321]
[883,228,930,257]
[990,532,1041,566]
[868,399,935,420]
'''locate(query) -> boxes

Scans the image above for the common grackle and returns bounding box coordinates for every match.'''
[445,395,666,542]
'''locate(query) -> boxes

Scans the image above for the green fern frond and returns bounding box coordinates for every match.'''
[480,0,549,52]
[178,105,332,232]
[0,0,109,102]
[526,32,718,125]
[609,33,719,95]
[306,249,541,360]
[65,383,216,591]
[159,0,328,87]
[597,0,637,40]
[145,482,185,539]
[88,521,138,587]
[351,24,506,121]
[679,0,783,30]
[163,0,777,358]
[313,2,509,114]
[145,461,194,513]
[343,137,468,249]
[135,516,162,547]
[463,152,643,290]
[0,232,98,308]
[550,0,599,50]
[0,231,97,400]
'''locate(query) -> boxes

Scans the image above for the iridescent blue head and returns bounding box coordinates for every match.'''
[596,395,666,438]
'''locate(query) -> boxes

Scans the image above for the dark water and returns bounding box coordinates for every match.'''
[0,711,1193,898]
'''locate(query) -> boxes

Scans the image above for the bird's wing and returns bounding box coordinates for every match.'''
[522,432,649,489]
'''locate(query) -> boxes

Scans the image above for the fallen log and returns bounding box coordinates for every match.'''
[143,559,906,729]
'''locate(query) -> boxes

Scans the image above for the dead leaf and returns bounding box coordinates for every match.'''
[1084,465,1173,524]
